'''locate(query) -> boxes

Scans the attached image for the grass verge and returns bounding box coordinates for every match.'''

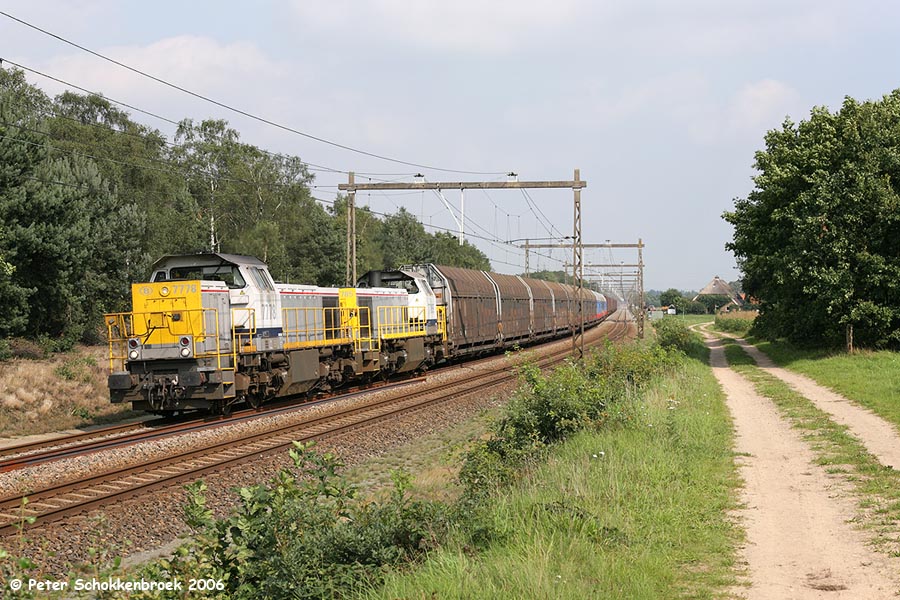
[723,342,900,556]
[369,352,741,599]
[748,340,900,431]
[711,312,757,337]
[661,314,713,327]
[0,345,139,438]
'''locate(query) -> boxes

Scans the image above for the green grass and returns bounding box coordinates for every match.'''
[723,342,900,555]
[344,404,501,505]
[750,340,900,430]
[367,357,741,599]
[661,314,714,327]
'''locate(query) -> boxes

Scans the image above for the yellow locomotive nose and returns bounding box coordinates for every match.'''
[131,281,203,346]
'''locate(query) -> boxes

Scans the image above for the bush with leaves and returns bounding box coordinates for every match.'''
[138,442,449,599]
[652,318,696,354]
[715,311,757,335]
[460,342,676,501]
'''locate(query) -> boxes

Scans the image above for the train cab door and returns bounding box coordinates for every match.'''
[234,266,282,350]
[408,275,438,335]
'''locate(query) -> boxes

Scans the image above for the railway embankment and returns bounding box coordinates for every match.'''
[113,325,725,599]
[0,319,629,589]
[371,330,741,599]
[5,320,899,598]
[0,343,137,440]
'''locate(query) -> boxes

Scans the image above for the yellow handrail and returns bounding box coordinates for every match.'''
[104,308,226,372]
[378,305,426,339]
[436,305,447,341]
[282,306,375,351]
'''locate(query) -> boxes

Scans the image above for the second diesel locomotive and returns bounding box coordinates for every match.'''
[105,253,616,414]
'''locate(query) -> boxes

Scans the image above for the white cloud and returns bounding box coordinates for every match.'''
[726,79,801,133]
[288,0,583,54]
[611,0,845,57]
[286,0,862,59]
[546,70,804,147]
[39,35,285,100]
[15,36,294,143]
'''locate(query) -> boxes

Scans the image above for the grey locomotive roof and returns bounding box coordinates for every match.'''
[151,253,268,270]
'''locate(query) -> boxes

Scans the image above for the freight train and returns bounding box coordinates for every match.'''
[105,253,616,414]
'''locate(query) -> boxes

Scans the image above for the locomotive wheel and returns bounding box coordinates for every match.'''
[246,393,263,410]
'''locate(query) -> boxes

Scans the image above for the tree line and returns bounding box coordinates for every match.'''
[655,289,726,314]
[0,68,489,347]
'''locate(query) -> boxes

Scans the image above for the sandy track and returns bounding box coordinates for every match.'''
[702,332,899,599]
[728,336,900,470]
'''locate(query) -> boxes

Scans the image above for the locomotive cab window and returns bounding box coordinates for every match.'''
[165,265,246,289]
[383,279,419,294]
[250,267,275,291]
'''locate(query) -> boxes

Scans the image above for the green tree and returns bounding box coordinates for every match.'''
[172,118,242,252]
[50,91,203,265]
[0,69,49,336]
[658,288,683,308]
[526,270,569,284]
[725,92,900,349]
[429,232,491,270]
[377,207,431,269]
[0,68,144,343]
[277,196,342,285]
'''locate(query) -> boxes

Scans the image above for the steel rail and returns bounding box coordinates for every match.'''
[0,311,632,535]
[0,376,426,472]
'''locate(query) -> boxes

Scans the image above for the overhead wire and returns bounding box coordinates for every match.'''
[416,177,566,269]
[7,160,553,274]
[1,59,422,181]
[309,189,545,267]
[0,13,574,273]
[521,188,566,239]
[23,105,341,174]
[1,127,566,272]
[1,10,508,175]
[0,127,313,191]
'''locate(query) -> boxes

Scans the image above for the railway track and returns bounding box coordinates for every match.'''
[0,376,426,473]
[0,314,631,472]
[0,311,633,536]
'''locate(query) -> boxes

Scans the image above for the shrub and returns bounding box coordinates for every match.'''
[715,311,757,335]
[460,343,676,501]
[652,318,694,353]
[6,338,46,360]
[54,356,98,383]
[139,342,683,598]
[144,442,450,599]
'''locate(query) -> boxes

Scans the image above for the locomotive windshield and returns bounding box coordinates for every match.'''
[155,265,246,289]
[382,279,419,294]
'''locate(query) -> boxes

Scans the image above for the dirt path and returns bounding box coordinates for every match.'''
[725,335,900,470]
[701,331,899,598]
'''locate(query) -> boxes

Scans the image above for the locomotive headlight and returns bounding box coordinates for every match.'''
[128,350,139,360]
[160,286,170,297]
[180,347,192,357]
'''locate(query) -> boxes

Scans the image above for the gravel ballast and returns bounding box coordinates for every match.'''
[2,316,631,575]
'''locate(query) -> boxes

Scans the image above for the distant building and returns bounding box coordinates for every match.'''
[692,276,742,309]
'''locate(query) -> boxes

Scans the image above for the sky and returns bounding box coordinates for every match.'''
[3,1,900,293]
